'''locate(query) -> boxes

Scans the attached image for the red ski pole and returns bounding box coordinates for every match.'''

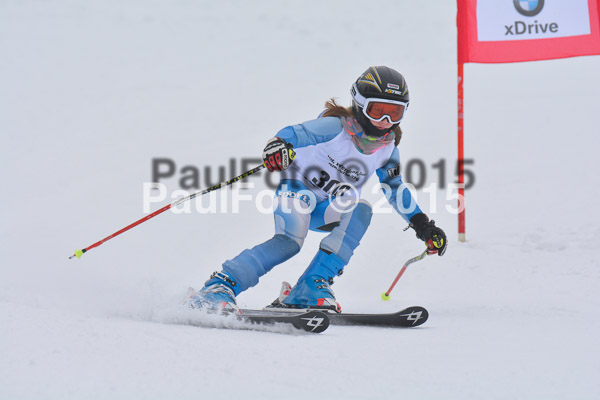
[381,249,429,301]
[69,164,266,260]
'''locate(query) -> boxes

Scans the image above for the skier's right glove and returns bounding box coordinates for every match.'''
[262,137,295,172]
[409,213,447,256]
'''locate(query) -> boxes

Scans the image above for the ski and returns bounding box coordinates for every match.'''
[238,309,329,333]
[260,306,428,328]
[326,306,428,328]
[184,287,329,333]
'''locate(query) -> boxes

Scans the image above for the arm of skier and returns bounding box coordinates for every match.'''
[376,147,447,255]
[275,117,342,148]
[376,147,422,222]
[262,117,342,171]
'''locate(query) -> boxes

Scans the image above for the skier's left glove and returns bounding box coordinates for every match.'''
[409,213,447,256]
[262,137,295,172]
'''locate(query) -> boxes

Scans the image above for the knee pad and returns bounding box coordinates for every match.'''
[352,199,373,222]
[320,199,373,263]
[273,195,311,248]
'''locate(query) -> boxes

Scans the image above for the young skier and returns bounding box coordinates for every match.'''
[188,66,447,313]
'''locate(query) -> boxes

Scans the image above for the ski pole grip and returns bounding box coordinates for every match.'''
[286,143,296,161]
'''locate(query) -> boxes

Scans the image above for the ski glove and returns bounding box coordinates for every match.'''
[262,137,295,172]
[409,213,447,256]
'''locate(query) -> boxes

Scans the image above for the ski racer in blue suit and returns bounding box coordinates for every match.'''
[188,66,447,313]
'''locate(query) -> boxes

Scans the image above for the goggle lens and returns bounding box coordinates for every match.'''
[365,101,405,123]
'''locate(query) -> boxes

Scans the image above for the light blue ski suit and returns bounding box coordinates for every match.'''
[216,116,422,295]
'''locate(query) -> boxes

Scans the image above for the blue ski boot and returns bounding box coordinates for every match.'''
[187,271,240,314]
[280,250,345,313]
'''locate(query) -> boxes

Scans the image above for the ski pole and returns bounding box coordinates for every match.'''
[381,249,429,301]
[69,164,266,260]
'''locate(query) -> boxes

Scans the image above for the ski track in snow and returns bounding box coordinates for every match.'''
[1,0,599,399]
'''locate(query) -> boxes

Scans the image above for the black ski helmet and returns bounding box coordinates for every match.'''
[351,66,410,138]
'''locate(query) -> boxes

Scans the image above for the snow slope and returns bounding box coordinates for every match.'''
[1,1,599,399]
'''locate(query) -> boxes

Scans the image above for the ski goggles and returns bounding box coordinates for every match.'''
[351,83,408,124]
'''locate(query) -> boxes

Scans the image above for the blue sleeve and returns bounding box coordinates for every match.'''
[375,147,423,222]
[275,117,342,148]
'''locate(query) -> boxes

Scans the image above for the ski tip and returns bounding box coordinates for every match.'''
[399,306,429,327]
[297,310,330,333]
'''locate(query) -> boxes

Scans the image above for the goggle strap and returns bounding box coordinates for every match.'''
[351,83,367,107]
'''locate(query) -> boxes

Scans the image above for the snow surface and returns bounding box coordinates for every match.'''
[1,1,599,399]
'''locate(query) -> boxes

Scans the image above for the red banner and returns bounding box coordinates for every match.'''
[458,0,600,63]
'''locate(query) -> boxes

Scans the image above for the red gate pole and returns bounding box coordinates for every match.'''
[458,62,466,242]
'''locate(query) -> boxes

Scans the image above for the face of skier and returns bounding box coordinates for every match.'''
[370,119,393,130]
